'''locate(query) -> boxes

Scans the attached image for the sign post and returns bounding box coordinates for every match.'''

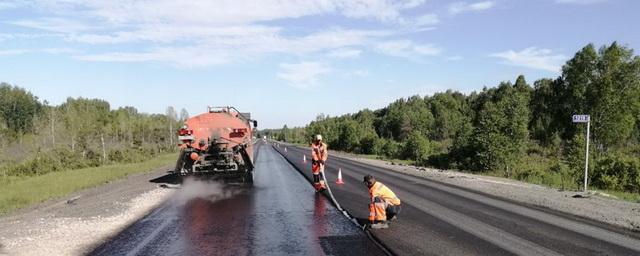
[572,115,590,192]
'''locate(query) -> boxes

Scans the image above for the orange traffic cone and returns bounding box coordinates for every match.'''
[303,154,307,163]
[336,168,345,184]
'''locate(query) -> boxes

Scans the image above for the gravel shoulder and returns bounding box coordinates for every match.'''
[0,167,176,256]
[329,151,640,232]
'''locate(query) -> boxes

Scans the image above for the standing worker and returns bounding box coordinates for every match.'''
[363,175,401,229]
[311,134,328,192]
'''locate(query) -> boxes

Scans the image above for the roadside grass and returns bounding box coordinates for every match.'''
[0,153,176,216]
[593,189,640,203]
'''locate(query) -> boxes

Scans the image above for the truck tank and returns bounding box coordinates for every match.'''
[173,106,257,183]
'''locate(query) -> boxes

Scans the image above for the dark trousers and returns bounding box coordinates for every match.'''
[386,204,401,220]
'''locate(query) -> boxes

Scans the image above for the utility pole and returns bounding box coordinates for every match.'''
[572,114,591,192]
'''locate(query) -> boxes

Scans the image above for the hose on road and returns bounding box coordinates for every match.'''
[272,142,395,256]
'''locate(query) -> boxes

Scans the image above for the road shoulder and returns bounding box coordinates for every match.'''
[0,167,175,256]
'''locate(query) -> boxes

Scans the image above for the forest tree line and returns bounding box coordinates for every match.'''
[0,85,187,177]
[266,42,640,193]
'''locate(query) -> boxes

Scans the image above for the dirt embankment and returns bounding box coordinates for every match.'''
[0,168,175,256]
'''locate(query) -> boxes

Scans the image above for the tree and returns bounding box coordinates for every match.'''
[179,108,189,123]
[0,84,42,138]
[529,78,558,144]
[558,42,640,149]
[402,131,433,164]
[165,106,178,145]
[469,81,530,172]
[428,90,471,142]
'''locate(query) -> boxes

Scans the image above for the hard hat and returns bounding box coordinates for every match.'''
[190,152,199,161]
[315,134,323,141]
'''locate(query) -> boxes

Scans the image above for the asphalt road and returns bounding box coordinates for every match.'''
[273,143,640,256]
[89,142,385,256]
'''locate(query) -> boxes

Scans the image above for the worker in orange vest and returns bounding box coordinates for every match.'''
[363,174,401,229]
[311,134,328,192]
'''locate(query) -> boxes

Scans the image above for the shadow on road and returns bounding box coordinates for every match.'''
[149,173,182,185]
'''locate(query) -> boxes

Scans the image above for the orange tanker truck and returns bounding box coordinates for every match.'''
[172,106,257,183]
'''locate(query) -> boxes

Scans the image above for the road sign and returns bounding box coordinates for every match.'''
[572,115,590,123]
[572,114,591,192]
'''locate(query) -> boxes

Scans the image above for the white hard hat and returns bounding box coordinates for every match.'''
[315,134,323,141]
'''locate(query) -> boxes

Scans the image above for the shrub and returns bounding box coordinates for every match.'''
[592,154,640,193]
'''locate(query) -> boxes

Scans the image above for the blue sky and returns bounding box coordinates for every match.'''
[0,0,638,128]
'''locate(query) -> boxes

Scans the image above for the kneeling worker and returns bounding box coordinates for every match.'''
[363,175,401,229]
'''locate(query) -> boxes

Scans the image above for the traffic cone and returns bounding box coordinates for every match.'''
[336,168,345,184]
[303,154,307,163]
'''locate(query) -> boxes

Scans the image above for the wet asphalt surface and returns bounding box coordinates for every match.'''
[89,142,385,256]
[273,143,640,256]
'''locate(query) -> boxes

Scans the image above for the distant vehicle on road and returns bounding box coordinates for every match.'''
[172,106,257,183]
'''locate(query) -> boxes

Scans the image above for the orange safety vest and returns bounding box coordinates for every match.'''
[368,181,401,222]
[369,181,401,205]
[311,142,328,161]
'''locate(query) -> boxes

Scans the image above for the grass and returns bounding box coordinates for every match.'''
[0,153,176,216]
[593,189,640,203]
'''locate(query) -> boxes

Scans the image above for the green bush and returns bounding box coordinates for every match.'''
[380,139,401,159]
[401,131,433,164]
[592,154,640,193]
[2,144,174,177]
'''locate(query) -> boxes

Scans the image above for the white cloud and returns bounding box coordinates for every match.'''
[490,47,567,72]
[376,40,442,58]
[449,1,495,15]
[0,33,62,42]
[413,14,439,27]
[5,0,438,67]
[75,46,233,67]
[277,62,331,89]
[328,48,362,58]
[10,18,96,33]
[41,48,79,54]
[555,0,607,4]
[0,49,29,56]
[0,48,78,56]
[446,55,463,61]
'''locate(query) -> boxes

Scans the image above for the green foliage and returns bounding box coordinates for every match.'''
[0,83,42,136]
[592,154,640,193]
[0,89,180,178]
[291,42,640,196]
[401,131,433,164]
[559,42,640,148]
[468,82,530,172]
[549,160,572,190]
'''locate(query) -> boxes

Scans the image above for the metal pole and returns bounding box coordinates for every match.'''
[583,119,590,192]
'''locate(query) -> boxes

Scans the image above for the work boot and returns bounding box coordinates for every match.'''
[370,222,389,229]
